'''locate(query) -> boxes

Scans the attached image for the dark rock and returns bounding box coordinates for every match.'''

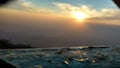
[56,50,66,54]
[0,59,17,68]
[47,59,51,62]
[87,46,109,49]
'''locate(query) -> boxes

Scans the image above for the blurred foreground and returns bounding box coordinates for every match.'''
[0,46,120,68]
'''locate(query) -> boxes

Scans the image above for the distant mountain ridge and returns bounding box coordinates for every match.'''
[0,39,32,49]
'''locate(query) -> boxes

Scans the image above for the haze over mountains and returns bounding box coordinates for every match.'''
[0,8,120,47]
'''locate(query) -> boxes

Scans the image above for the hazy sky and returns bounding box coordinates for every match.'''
[0,0,120,47]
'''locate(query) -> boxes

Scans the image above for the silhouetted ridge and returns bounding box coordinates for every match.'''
[0,39,32,49]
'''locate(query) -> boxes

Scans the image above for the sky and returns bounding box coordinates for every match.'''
[0,0,120,47]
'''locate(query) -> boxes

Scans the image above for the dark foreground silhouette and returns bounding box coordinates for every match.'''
[0,59,17,68]
[113,0,120,8]
[0,0,14,6]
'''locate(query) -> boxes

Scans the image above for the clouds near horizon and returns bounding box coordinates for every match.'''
[0,0,120,47]
[53,2,120,17]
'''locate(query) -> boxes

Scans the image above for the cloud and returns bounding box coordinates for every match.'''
[2,0,54,14]
[1,1,120,26]
[20,1,54,14]
[1,9,120,47]
[53,2,120,25]
[53,2,120,17]
[1,4,120,47]
[21,1,32,8]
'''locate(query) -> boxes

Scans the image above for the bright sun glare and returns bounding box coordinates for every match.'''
[71,11,88,21]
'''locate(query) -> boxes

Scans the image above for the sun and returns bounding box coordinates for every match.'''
[71,11,88,21]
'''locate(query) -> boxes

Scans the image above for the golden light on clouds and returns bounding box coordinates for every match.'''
[1,1,120,26]
[71,11,89,22]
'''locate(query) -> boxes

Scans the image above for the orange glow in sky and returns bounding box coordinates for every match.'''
[71,11,89,22]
